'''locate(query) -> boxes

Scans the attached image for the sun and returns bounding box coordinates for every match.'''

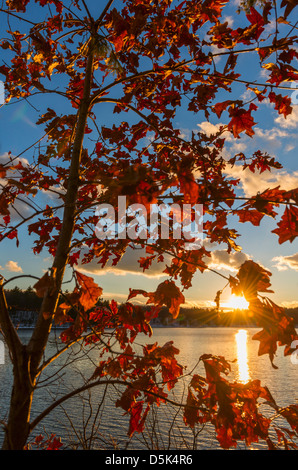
[224,294,249,310]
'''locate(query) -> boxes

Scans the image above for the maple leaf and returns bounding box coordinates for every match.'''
[246,7,265,39]
[54,290,81,324]
[280,0,297,18]
[127,288,148,302]
[252,328,278,368]
[236,209,264,226]
[46,435,63,450]
[272,206,298,244]
[268,91,292,118]
[74,271,103,311]
[184,389,201,428]
[128,402,145,436]
[128,281,185,319]
[248,294,297,367]
[233,260,273,302]
[113,30,128,53]
[179,175,199,204]
[33,269,57,319]
[33,269,57,299]
[0,165,8,178]
[212,100,232,118]
[228,106,256,138]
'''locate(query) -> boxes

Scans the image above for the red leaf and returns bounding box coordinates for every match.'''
[33,269,56,298]
[228,107,256,138]
[128,402,144,436]
[0,165,8,178]
[232,260,273,301]
[113,30,127,53]
[268,91,292,118]
[236,209,264,226]
[213,100,232,118]
[128,281,185,320]
[75,271,103,311]
[280,0,297,18]
[127,288,148,301]
[246,7,265,26]
[246,7,265,40]
[252,328,278,367]
[272,206,298,244]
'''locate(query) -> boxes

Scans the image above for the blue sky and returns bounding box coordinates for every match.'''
[0,0,298,309]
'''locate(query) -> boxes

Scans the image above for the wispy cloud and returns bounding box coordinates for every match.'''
[272,253,298,271]
[225,165,298,198]
[204,249,251,273]
[77,245,169,279]
[275,105,298,129]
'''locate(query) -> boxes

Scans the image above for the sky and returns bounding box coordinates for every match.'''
[0,0,298,310]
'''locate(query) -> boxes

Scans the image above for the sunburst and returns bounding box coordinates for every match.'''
[223,294,249,310]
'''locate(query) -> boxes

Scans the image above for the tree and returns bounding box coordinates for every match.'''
[0,0,298,450]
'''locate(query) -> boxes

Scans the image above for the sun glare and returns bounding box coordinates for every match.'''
[235,329,250,383]
[225,294,249,310]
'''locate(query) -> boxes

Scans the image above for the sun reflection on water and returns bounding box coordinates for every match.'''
[235,329,250,383]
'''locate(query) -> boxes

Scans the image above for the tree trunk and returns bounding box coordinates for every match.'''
[2,347,34,450]
[1,44,95,450]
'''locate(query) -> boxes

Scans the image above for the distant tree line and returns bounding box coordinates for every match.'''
[5,286,43,311]
[5,286,298,327]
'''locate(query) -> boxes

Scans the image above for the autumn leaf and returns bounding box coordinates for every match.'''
[0,193,10,216]
[74,271,103,311]
[236,260,273,300]
[280,0,297,18]
[212,100,232,118]
[236,209,264,226]
[128,281,185,320]
[33,269,57,298]
[152,281,185,319]
[127,288,148,302]
[54,290,81,324]
[179,176,199,204]
[128,402,144,436]
[33,269,57,319]
[0,165,9,178]
[228,106,256,138]
[272,206,298,244]
[246,7,265,39]
[268,91,292,118]
[252,328,278,368]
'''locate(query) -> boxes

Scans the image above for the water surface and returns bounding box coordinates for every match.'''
[0,327,297,449]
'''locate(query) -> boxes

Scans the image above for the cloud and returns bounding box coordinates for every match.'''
[254,126,290,141]
[275,106,298,129]
[222,15,235,27]
[0,152,29,168]
[197,121,234,141]
[204,249,251,272]
[272,253,298,271]
[77,245,170,278]
[225,165,298,198]
[2,260,23,273]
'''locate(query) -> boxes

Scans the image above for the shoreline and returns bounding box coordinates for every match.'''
[8,323,298,330]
